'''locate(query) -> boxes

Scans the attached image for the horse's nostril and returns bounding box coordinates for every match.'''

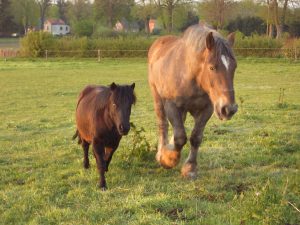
[119,124,124,132]
[221,106,227,117]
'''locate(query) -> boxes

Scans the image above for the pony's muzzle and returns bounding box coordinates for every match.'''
[118,124,130,135]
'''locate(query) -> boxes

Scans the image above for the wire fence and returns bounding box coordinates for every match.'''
[0,48,299,61]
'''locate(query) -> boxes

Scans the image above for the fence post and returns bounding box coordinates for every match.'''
[98,49,100,62]
[295,47,297,62]
[45,50,48,60]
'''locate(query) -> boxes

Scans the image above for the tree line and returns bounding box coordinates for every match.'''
[0,0,299,38]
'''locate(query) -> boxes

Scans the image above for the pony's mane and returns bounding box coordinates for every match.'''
[182,24,235,60]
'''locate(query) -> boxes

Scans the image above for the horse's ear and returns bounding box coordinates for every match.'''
[227,32,235,47]
[206,32,215,51]
[131,83,135,90]
[110,82,117,91]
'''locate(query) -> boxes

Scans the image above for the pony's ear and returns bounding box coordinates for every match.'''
[227,32,235,47]
[206,32,215,51]
[131,83,135,90]
[110,82,117,91]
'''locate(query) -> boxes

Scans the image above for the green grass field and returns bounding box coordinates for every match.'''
[0,38,20,49]
[0,58,299,225]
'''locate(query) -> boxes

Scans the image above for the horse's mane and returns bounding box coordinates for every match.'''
[182,24,235,60]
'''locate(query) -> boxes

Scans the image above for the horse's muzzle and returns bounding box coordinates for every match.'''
[216,103,238,120]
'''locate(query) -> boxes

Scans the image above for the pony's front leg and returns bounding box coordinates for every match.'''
[92,139,107,190]
[159,101,187,169]
[104,147,116,172]
[181,107,213,178]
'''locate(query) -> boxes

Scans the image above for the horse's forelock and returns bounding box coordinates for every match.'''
[214,38,236,65]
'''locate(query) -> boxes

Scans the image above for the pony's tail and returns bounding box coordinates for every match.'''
[72,130,82,145]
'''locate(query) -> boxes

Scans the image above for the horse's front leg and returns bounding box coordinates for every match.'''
[181,106,213,179]
[159,101,187,169]
[149,85,169,164]
[92,139,107,190]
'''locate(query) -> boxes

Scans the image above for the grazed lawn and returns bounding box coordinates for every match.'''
[0,38,20,49]
[0,58,299,225]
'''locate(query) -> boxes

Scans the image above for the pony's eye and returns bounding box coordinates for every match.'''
[210,66,215,71]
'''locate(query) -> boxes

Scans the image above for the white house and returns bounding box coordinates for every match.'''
[44,19,70,36]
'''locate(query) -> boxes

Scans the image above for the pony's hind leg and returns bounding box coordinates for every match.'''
[149,85,169,164]
[181,107,213,178]
[82,140,90,169]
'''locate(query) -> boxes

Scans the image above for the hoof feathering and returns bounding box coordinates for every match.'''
[181,162,197,179]
[158,144,181,169]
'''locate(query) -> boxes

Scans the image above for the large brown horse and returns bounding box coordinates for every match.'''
[73,82,136,190]
[148,24,238,178]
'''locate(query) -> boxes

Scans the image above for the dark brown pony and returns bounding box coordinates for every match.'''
[148,24,238,178]
[73,82,136,190]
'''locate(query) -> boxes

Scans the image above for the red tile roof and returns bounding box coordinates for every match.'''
[45,19,66,25]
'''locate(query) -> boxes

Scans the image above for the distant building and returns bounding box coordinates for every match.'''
[149,19,160,33]
[44,19,70,36]
[114,18,139,33]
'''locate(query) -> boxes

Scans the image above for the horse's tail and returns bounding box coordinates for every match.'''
[72,129,82,145]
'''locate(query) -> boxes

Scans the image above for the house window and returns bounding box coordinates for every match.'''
[66,27,68,31]
[60,26,63,31]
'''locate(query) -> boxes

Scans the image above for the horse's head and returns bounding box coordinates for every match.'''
[199,32,238,120]
[108,82,136,135]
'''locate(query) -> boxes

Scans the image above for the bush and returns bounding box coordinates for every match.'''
[73,20,94,37]
[226,16,266,36]
[20,31,55,57]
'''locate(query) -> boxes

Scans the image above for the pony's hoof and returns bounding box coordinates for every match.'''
[181,162,197,179]
[83,162,90,169]
[159,144,181,169]
[98,185,107,191]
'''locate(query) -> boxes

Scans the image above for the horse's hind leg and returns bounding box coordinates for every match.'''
[149,85,169,164]
[82,140,90,169]
[181,107,213,178]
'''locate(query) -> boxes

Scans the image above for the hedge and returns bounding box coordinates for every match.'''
[19,31,300,59]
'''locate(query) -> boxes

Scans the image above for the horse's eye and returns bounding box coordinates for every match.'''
[112,103,117,108]
[210,66,215,71]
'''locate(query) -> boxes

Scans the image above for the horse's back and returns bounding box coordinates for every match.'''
[148,35,179,64]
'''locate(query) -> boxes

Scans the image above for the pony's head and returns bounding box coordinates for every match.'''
[199,31,238,120]
[108,82,136,135]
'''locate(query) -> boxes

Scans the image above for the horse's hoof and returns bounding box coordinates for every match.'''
[181,162,197,179]
[101,187,107,191]
[159,144,181,169]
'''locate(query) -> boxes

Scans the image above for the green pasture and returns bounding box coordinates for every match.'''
[0,38,20,49]
[0,58,299,225]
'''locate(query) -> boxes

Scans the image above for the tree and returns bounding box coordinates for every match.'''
[153,0,190,33]
[132,0,157,33]
[0,0,16,34]
[35,0,51,30]
[226,16,266,36]
[198,0,235,29]
[11,0,39,34]
[94,0,134,28]
[57,0,68,22]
